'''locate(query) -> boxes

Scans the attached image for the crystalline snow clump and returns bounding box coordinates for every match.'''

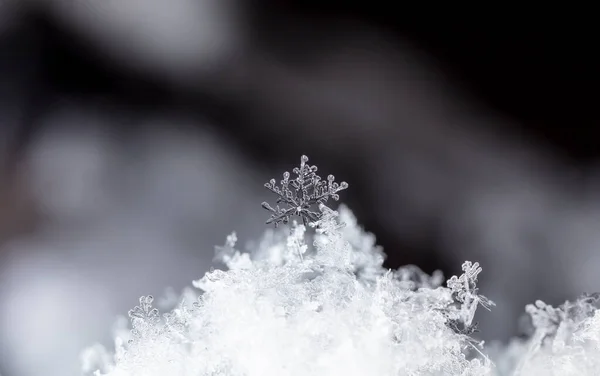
[82,204,494,376]
[82,155,600,375]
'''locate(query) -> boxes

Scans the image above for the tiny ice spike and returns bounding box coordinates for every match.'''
[261,155,348,227]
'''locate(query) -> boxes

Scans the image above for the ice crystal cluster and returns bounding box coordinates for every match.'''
[83,156,600,376]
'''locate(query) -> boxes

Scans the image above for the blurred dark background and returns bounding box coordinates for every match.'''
[0,2,597,375]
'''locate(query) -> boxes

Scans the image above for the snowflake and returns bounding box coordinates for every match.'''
[128,295,160,324]
[261,155,348,227]
[523,293,600,345]
[446,261,494,330]
[128,295,161,341]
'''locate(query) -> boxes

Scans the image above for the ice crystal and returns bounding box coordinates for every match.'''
[82,156,600,376]
[261,155,348,227]
[446,261,495,334]
[500,293,600,375]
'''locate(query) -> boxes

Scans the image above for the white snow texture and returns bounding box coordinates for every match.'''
[82,159,600,376]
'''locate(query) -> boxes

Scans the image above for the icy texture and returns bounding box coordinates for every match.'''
[82,160,600,376]
[492,293,600,376]
[82,205,600,375]
[82,204,494,376]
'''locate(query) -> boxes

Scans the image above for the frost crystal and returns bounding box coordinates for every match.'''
[82,156,600,376]
[501,292,600,375]
[261,155,348,227]
[447,261,495,332]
